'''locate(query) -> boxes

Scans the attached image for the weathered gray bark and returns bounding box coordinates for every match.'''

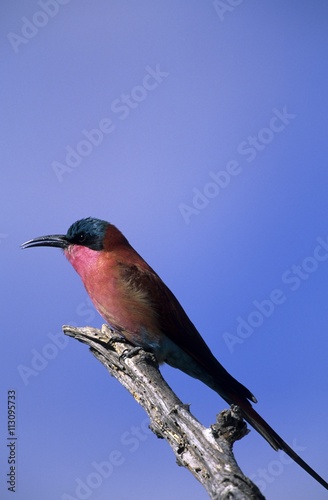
[63,324,265,500]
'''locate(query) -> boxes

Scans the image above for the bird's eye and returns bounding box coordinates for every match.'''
[78,233,86,243]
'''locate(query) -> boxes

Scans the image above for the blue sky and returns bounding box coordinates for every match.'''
[1,1,328,499]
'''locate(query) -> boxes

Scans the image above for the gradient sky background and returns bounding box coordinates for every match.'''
[1,1,328,499]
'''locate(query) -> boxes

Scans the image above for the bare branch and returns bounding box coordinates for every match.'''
[63,324,265,500]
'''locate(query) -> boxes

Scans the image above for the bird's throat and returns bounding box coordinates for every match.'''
[64,245,99,281]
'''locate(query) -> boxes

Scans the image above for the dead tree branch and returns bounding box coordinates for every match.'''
[63,324,265,500]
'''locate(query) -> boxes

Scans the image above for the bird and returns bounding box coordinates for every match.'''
[21,217,327,490]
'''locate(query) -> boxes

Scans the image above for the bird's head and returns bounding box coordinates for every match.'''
[21,217,110,251]
[21,217,130,279]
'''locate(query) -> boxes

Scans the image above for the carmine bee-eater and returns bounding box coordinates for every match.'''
[21,217,327,490]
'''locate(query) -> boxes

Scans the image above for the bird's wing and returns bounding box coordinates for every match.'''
[118,260,215,361]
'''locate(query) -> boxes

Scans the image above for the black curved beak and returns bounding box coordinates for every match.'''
[21,234,69,249]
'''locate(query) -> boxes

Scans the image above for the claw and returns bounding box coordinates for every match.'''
[109,335,128,346]
[119,346,143,363]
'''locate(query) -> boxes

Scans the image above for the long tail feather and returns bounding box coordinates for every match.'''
[233,396,328,490]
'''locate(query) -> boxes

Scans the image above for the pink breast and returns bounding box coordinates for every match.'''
[64,245,138,332]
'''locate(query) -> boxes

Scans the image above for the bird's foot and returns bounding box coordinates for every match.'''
[102,325,129,347]
[109,335,128,345]
[119,346,143,363]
